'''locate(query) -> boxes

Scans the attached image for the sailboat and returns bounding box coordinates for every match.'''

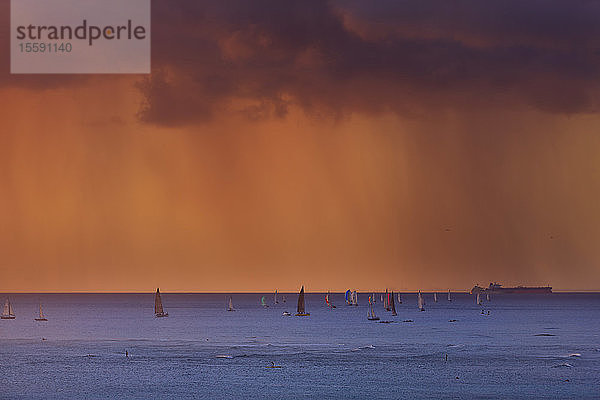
[384,289,390,310]
[380,294,384,302]
[476,292,482,305]
[367,296,380,321]
[486,293,490,302]
[227,296,235,312]
[274,290,278,304]
[434,292,438,302]
[154,288,168,317]
[295,286,310,316]
[448,289,452,301]
[417,291,425,311]
[261,296,269,308]
[397,293,402,304]
[372,292,376,303]
[34,301,47,321]
[351,291,358,306]
[390,291,397,316]
[345,290,351,305]
[1,298,15,319]
[325,292,336,308]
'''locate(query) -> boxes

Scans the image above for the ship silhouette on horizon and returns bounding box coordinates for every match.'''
[471,282,552,294]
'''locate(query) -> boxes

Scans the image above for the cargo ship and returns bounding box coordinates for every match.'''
[470,282,552,294]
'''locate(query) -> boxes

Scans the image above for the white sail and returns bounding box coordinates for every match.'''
[434,292,438,302]
[368,296,378,319]
[486,293,490,302]
[397,293,402,304]
[39,303,44,319]
[326,292,333,308]
[227,296,234,311]
[2,299,10,317]
[418,291,424,311]
[448,289,451,301]
[476,293,481,305]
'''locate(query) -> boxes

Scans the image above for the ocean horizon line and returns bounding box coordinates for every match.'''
[0,290,598,294]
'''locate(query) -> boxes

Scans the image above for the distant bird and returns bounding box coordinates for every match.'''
[444,228,452,232]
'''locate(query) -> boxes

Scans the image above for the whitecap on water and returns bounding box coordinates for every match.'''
[552,363,573,368]
[351,345,375,351]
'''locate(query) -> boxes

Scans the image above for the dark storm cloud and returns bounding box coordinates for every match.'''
[1,1,599,122]
[138,0,600,125]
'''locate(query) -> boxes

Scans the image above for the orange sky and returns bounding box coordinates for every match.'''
[1,1,600,292]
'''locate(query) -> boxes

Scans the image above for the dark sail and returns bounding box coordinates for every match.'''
[154,288,168,317]
[155,288,163,315]
[390,291,397,315]
[297,286,305,314]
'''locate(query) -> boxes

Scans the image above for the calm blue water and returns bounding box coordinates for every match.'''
[0,293,599,399]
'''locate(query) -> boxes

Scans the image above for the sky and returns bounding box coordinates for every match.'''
[1,1,600,292]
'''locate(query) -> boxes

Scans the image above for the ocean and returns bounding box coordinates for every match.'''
[0,292,599,399]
